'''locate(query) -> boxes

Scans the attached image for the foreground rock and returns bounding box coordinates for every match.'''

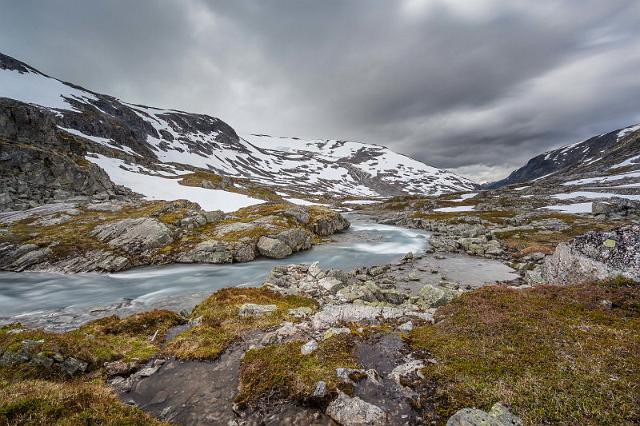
[447,402,522,426]
[0,201,349,272]
[531,225,640,284]
[326,392,387,425]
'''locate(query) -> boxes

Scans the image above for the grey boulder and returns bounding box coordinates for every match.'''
[447,402,522,426]
[257,236,292,259]
[326,392,387,425]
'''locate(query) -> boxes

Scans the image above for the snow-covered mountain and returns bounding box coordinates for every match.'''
[0,52,475,211]
[487,123,640,189]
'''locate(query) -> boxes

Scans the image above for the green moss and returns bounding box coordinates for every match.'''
[407,283,640,425]
[236,334,358,405]
[598,275,639,289]
[0,311,185,380]
[166,288,318,360]
[179,170,224,188]
[165,325,236,360]
[0,380,168,425]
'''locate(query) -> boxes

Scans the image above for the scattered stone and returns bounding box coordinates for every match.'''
[301,340,319,355]
[104,360,135,377]
[389,357,425,386]
[288,306,313,318]
[60,357,88,376]
[323,327,351,340]
[398,320,413,332]
[417,284,459,308]
[239,303,278,317]
[312,381,327,398]
[336,368,368,383]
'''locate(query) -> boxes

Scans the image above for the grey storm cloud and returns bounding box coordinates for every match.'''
[1,0,640,182]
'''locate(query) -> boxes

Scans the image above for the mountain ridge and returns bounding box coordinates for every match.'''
[0,52,475,212]
[486,123,640,189]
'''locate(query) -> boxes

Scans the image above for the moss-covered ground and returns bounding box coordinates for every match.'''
[408,279,640,425]
[0,310,184,425]
[0,310,184,382]
[166,288,318,360]
[0,379,168,425]
[236,333,358,406]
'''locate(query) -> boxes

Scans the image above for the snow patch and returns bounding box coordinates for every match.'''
[0,68,97,112]
[434,205,475,213]
[85,154,263,212]
[540,203,593,214]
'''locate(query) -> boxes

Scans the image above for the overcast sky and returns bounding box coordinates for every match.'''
[1,0,640,182]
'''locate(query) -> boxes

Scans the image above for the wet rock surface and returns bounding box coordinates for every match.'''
[118,352,243,424]
[351,333,422,423]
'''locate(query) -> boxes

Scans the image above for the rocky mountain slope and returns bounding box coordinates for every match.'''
[487,123,640,188]
[0,52,475,213]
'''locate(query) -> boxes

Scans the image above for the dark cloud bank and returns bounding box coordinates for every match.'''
[1,0,639,182]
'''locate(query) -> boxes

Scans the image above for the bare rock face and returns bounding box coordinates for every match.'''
[326,392,387,425]
[541,225,640,284]
[311,304,433,330]
[92,217,174,254]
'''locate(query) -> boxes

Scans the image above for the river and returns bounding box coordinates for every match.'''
[0,218,518,330]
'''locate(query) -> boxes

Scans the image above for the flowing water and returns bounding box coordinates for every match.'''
[0,218,518,330]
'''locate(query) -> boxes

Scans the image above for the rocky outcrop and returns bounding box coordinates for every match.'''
[0,99,134,212]
[534,225,640,285]
[265,255,475,312]
[593,198,640,219]
[177,240,233,264]
[312,214,351,236]
[92,218,174,253]
[0,338,88,377]
[310,304,434,330]
[0,201,350,272]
